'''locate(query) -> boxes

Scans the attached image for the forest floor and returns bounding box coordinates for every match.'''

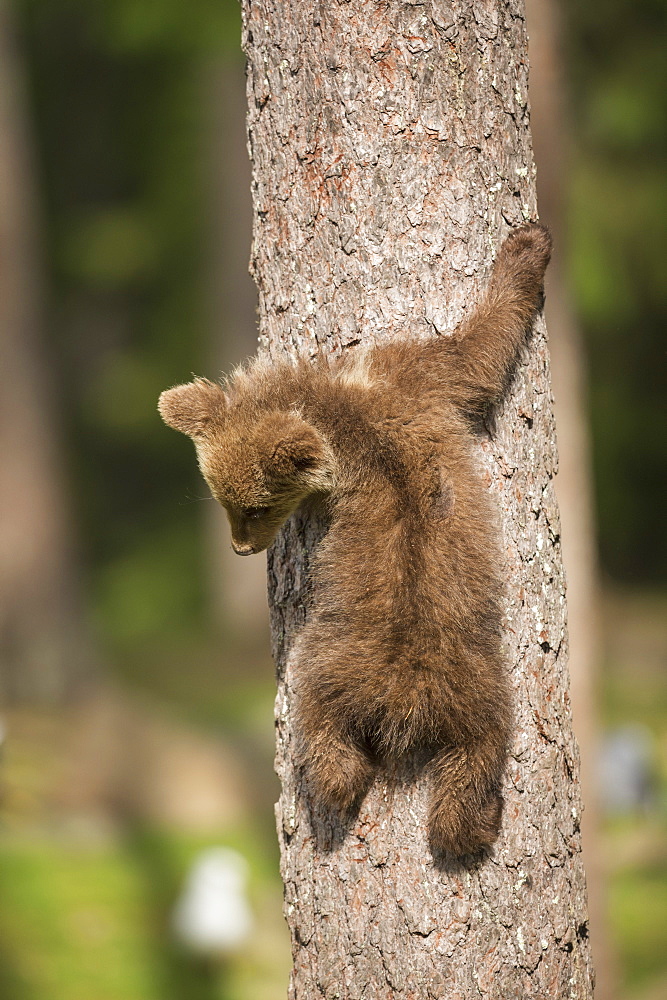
[0,675,290,1000]
[0,588,664,1000]
[599,589,667,1000]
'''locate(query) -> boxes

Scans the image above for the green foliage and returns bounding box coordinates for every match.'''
[93,522,204,642]
[610,861,667,993]
[565,0,667,582]
[602,591,667,997]
[16,0,244,646]
[61,207,160,287]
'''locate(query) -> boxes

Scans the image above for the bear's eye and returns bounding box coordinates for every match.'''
[243,506,270,519]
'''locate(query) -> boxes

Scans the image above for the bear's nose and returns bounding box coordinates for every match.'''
[232,542,255,556]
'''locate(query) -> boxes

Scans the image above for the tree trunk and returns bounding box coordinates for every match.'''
[241,1,594,996]
[0,0,88,702]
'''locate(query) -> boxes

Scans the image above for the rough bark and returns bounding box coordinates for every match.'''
[241,1,594,997]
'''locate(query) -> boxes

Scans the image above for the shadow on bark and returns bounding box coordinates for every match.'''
[303,790,367,853]
[304,750,496,877]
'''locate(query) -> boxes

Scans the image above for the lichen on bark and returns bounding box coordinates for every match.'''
[241,1,595,996]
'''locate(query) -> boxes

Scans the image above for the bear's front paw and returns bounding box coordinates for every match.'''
[501,223,553,274]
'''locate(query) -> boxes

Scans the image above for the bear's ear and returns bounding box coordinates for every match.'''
[258,413,327,480]
[158,378,227,439]
[271,428,323,474]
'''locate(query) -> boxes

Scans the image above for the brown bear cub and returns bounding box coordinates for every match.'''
[159,224,552,856]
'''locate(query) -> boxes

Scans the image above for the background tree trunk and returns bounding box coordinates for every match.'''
[241,1,595,996]
[526,0,615,994]
[0,0,88,703]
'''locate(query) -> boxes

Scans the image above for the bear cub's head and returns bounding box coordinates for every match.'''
[159,378,334,555]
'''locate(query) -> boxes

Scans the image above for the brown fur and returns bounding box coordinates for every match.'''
[159,224,552,856]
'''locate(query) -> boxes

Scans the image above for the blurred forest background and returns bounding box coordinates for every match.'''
[0,1,664,999]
